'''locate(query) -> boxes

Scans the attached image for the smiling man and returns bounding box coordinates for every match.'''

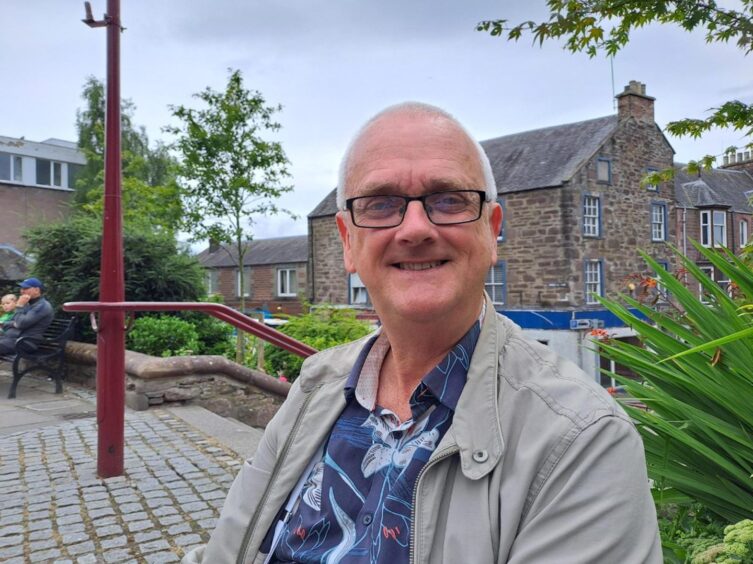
[185,103,661,564]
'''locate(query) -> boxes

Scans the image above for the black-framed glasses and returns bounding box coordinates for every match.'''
[345,190,487,228]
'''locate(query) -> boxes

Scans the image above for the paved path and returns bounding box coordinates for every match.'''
[0,369,263,563]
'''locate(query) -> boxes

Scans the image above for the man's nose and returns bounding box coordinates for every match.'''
[397,200,436,239]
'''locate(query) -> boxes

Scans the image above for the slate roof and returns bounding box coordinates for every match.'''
[197,235,308,268]
[308,115,620,217]
[674,166,753,213]
[481,115,618,193]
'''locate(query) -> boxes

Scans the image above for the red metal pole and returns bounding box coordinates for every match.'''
[97,0,124,478]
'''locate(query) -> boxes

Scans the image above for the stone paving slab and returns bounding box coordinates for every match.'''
[0,370,251,563]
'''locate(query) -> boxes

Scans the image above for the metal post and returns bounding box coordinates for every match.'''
[84,0,125,477]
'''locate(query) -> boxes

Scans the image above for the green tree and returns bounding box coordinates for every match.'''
[165,69,293,361]
[478,1,753,172]
[75,76,183,234]
[24,216,205,341]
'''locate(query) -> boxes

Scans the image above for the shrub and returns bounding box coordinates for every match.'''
[595,241,753,524]
[24,216,205,342]
[127,315,200,357]
[264,305,372,382]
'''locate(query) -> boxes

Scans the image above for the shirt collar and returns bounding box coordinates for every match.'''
[344,301,485,412]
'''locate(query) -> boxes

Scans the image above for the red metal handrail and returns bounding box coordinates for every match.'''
[63,301,318,358]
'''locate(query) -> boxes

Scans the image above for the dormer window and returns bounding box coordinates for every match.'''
[700,210,727,248]
[0,152,23,183]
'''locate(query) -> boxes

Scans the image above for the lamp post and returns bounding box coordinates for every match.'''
[82,0,125,478]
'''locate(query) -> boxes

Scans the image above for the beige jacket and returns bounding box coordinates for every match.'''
[184,303,662,563]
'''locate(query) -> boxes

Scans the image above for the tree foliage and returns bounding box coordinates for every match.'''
[264,305,373,382]
[165,69,293,360]
[24,216,205,341]
[477,1,753,167]
[75,76,183,234]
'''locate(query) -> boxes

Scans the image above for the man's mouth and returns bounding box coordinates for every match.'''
[395,260,446,271]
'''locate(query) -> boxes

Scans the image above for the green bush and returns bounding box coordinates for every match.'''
[264,305,372,382]
[594,241,753,561]
[178,295,235,357]
[24,216,206,342]
[127,315,200,357]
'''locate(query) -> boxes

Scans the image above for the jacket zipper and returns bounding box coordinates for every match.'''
[236,385,322,564]
[409,445,459,564]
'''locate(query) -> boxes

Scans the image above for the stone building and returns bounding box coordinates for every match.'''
[306,81,682,380]
[0,135,82,281]
[675,164,753,296]
[197,235,308,316]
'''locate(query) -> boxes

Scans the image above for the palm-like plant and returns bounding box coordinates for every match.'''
[596,241,753,522]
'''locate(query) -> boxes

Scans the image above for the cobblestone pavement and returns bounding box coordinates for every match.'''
[0,382,245,563]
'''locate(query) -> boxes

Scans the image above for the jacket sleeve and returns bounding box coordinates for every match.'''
[13,300,53,330]
[506,416,662,564]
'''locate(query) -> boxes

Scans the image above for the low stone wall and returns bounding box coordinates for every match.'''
[64,341,291,428]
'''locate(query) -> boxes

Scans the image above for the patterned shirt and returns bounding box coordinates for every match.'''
[271,320,481,563]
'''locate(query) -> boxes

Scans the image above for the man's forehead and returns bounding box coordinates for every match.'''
[347,112,482,186]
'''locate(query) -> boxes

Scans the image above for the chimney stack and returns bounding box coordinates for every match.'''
[616,80,655,123]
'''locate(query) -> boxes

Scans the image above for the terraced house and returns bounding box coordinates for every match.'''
[0,135,82,282]
[306,81,753,382]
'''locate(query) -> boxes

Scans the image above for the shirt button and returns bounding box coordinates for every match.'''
[472,450,489,463]
[362,513,373,525]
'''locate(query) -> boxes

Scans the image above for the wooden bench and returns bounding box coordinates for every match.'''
[3,317,76,399]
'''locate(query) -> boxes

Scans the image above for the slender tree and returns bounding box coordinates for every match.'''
[165,69,293,362]
[75,76,183,234]
[478,1,753,174]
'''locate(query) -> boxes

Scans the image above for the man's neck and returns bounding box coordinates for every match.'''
[375,299,484,419]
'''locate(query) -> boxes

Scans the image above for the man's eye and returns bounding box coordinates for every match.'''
[361,198,401,214]
[431,193,469,210]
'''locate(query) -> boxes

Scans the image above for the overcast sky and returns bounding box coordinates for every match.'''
[2,1,750,241]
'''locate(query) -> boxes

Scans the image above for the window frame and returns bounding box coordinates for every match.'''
[584,259,604,305]
[699,265,714,304]
[596,158,612,184]
[0,152,23,183]
[650,202,667,242]
[236,267,252,298]
[582,194,601,238]
[485,261,506,306]
[740,219,748,248]
[349,272,370,306]
[277,267,297,298]
[205,269,220,295]
[645,167,659,192]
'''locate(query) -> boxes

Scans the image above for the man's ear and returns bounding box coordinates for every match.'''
[336,212,357,273]
[489,202,503,264]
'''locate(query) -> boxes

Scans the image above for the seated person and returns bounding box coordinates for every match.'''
[0,278,54,356]
[0,294,17,329]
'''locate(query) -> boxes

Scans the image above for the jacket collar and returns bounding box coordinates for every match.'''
[439,293,506,480]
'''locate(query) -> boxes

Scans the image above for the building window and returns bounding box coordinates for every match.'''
[485,261,506,306]
[236,267,251,298]
[277,268,297,297]
[349,273,370,305]
[206,269,220,294]
[655,260,670,300]
[583,195,601,237]
[35,158,65,187]
[585,260,603,305]
[651,203,667,241]
[645,167,658,191]
[68,163,83,190]
[596,158,611,184]
[699,265,714,303]
[700,210,728,248]
[0,152,23,183]
[740,220,748,247]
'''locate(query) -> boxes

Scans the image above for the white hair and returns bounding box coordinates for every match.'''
[336,102,497,209]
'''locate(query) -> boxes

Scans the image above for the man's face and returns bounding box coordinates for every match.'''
[20,287,40,299]
[336,112,502,325]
